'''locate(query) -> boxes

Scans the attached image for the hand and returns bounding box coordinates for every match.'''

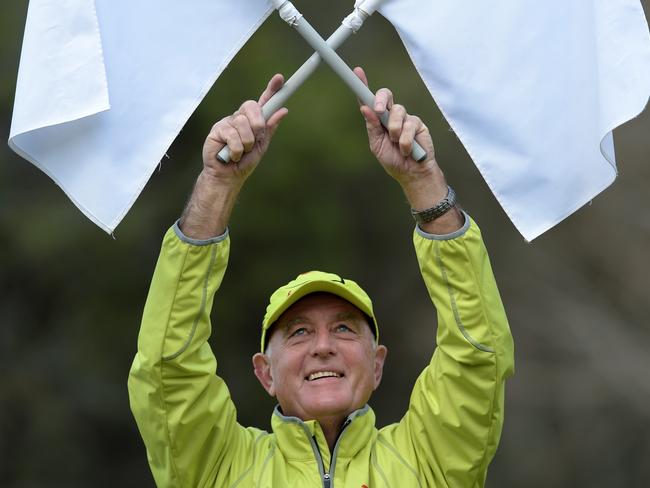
[353,67,440,187]
[202,74,289,190]
[179,75,288,239]
[354,67,463,234]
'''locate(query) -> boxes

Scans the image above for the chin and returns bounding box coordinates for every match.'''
[302,398,355,419]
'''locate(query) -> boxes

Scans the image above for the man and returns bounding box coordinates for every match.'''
[128,68,514,487]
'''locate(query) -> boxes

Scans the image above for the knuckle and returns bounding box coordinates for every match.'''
[375,89,388,104]
[240,100,260,116]
[223,126,237,138]
[388,118,402,132]
[404,121,417,133]
[243,136,255,149]
[407,115,421,126]
[388,128,401,141]
[252,119,266,134]
[399,131,410,142]
[224,118,237,131]
[212,119,228,134]
[233,113,248,126]
[241,100,258,110]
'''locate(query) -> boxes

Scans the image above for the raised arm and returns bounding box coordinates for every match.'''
[180,74,288,239]
[354,67,464,236]
[127,76,288,487]
[355,68,514,486]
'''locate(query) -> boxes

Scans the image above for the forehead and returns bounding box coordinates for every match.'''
[265,292,371,347]
[277,292,364,326]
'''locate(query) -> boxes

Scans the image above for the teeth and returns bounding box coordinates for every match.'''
[308,371,341,381]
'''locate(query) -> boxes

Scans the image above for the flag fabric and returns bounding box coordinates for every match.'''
[379,0,650,240]
[10,1,650,239]
[9,0,272,233]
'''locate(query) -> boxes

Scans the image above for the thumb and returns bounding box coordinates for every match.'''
[360,105,385,142]
[266,107,289,135]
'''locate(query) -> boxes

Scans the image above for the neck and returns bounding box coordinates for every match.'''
[316,415,347,452]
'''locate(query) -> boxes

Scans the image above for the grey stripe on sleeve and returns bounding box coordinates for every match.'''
[172,219,229,246]
[415,210,470,241]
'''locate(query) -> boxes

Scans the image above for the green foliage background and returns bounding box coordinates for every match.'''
[1,1,649,486]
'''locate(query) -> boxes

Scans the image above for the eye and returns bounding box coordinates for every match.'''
[289,327,307,338]
[335,324,352,333]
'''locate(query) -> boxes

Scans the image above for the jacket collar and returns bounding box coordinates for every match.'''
[271,404,375,468]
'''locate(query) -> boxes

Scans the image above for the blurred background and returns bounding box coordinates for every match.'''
[1,1,649,486]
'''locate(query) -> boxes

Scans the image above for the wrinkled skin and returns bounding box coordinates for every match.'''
[253,293,387,449]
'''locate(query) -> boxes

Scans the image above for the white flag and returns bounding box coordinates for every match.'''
[9,0,272,233]
[379,0,650,240]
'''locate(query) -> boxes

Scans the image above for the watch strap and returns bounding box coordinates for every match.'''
[410,186,457,224]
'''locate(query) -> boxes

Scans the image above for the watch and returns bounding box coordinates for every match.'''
[410,186,457,224]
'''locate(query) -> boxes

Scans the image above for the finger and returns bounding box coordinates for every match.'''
[262,107,289,141]
[353,67,369,107]
[267,107,289,129]
[238,100,266,140]
[258,73,285,106]
[359,105,385,142]
[219,125,243,162]
[353,67,378,111]
[399,115,422,157]
[353,66,369,87]
[414,123,435,159]
[205,120,227,148]
[374,88,393,113]
[387,104,407,143]
[230,113,256,153]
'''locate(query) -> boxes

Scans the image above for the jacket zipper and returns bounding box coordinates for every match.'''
[323,472,331,488]
[305,417,353,488]
[309,434,328,488]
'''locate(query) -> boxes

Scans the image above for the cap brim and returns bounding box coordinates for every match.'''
[262,279,378,350]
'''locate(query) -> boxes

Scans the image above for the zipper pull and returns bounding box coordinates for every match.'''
[323,472,331,488]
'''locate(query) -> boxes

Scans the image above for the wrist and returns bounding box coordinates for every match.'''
[410,186,456,222]
[399,163,465,235]
[179,170,242,239]
[399,163,448,210]
[418,206,464,235]
[200,166,245,194]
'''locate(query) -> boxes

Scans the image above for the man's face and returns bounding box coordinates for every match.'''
[253,293,387,421]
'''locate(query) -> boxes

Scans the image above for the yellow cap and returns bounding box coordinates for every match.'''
[261,270,379,352]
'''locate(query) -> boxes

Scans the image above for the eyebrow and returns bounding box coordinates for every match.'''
[280,310,362,334]
[334,311,361,322]
[281,316,312,335]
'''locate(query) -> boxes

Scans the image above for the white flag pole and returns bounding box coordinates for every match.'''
[271,0,427,162]
[217,1,381,163]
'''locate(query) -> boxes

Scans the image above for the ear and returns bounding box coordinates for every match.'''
[252,352,276,396]
[372,345,388,390]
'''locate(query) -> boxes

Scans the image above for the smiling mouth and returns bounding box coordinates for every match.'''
[306,371,343,381]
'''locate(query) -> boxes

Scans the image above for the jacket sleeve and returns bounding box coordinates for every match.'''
[127,226,258,488]
[386,215,514,487]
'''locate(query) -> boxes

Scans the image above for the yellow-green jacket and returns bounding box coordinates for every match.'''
[128,215,514,487]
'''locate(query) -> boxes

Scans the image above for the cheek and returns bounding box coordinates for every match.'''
[345,347,377,380]
[270,354,302,388]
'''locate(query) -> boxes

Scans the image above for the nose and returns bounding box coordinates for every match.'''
[310,327,336,357]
